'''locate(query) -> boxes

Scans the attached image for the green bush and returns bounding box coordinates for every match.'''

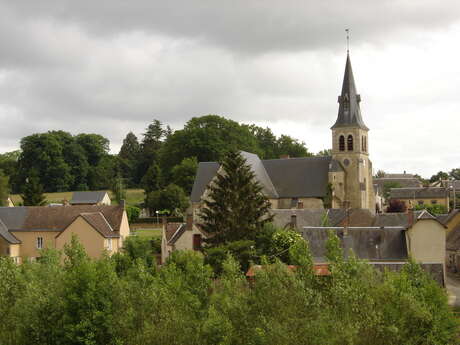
[125,205,140,223]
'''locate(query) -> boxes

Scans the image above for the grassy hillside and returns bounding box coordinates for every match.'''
[11,188,145,207]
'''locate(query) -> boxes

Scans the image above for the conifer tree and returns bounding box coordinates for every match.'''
[199,151,272,246]
[21,170,46,206]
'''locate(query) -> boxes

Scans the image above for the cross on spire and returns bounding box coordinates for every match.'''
[346,28,350,53]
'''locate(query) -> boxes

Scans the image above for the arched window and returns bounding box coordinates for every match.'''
[364,136,367,152]
[347,135,353,151]
[339,135,345,151]
[361,136,365,151]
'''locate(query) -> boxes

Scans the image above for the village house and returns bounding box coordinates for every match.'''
[389,187,449,210]
[0,204,129,262]
[69,191,111,206]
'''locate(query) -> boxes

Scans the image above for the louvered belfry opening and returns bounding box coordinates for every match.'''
[347,135,353,151]
[339,135,345,151]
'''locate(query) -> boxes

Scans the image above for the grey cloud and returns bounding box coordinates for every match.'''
[3,1,460,55]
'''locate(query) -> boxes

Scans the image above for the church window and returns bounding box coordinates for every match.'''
[339,135,345,151]
[361,136,365,151]
[347,135,353,151]
[364,136,367,152]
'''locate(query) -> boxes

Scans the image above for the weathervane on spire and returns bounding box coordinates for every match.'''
[345,28,350,53]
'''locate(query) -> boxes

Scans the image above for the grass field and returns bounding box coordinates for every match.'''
[11,188,146,207]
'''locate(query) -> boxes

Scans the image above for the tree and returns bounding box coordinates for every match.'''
[316,149,332,157]
[386,199,407,213]
[374,169,386,178]
[159,115,261,177]
[430,171,449,183]
[276,135,312,158]
[141,163,162,194]
[171,157,198,194]
[138,120,167,184]
[383,181,401,200]
[0,171,10,207]
[118,132,141,186]
[21,170,46,206]
[199,151,273,246]
[414,203,447,215]
[111,174,126,204]
[145,184,189,216]
[450,168,460,180]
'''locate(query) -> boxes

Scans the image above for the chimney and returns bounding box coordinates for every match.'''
[404,170,406,175]
[297,201,304,209]
[291,214,297,229]
[280,154,290,159]
[161,215,167,228]
[186,213,193,231]
[62,199,69,206]
[120,199,126,209]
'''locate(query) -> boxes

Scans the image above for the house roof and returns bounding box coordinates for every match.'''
[271,209,347,229]
[438,209,460,225]
[166,223,185,245]
[263,156,333,198]
[70,191,108,204]
[331,53,368,130]
[301,227,408,262]
[191,153,338,202]
[0,218,20,244]
[373,177,422,191]
[0,205,124,232]
[389,187,447,199]
[79,212,119,238]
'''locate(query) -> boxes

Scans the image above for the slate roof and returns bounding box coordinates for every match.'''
[190,162,219,203]
[191,153,338,202]
[79,212,119,238]
[384,173,416,179]
[301,227,408,262]
[0,205,124,232]
[0,218,20,244]
[331,53,368,130]
[373,177,422,191]
[70,191,108,205]
[389,187,447,199]
[165,223,185,244]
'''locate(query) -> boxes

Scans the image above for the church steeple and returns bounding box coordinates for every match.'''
[331,53,368,130]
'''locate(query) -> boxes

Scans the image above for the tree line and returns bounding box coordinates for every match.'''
[0,115,323,208]
[0,234,456,345]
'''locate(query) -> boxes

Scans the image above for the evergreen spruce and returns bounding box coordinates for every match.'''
[21,170,46,206]
[199,151,273,246]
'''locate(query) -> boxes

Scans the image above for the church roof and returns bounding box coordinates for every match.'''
[331,53,368,130]
[190,153,337,202]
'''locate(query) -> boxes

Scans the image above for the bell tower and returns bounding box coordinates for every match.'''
[331,53,375,211]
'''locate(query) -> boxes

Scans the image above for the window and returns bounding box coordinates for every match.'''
[339,135,345,151]
[36,237,43,249]
[362,136,365,151]
[364,136,367,152]
[418,200,424,206]
[106,238,112,251]
[193,234,202,251]
[347,135,353,151]
[431,200,438,204]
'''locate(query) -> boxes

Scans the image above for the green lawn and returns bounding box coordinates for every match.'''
[11,188,146,207]
[132,229,162,238]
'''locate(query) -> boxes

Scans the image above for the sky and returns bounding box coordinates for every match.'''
[0,0,459,178]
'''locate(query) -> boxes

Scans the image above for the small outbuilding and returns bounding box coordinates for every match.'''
[70,191,111,206]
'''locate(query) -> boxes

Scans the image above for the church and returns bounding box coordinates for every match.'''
[190,53,376,213]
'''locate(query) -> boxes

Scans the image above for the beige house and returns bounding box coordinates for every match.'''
[70,191,111,206]
[389,187,449,210]
[0,205,129,262]
[161,215,206,263]
[300,209,447,285]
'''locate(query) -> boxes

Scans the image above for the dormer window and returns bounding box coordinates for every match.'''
[347,135,353,151]
[339,135,345,151]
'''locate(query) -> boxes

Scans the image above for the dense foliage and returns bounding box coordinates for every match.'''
[414,203,448,215]
[0,234,456,345]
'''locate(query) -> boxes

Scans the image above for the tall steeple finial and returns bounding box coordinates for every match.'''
[346,28,350,54]
[331,50,369,130]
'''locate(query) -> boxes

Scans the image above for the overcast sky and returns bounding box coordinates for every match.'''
[0,1,459,177]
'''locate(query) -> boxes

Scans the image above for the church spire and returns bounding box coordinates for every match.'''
[331,53,368,130]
